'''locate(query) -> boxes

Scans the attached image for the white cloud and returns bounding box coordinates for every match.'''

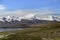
[0,9,59,17]
[0,5,6,10]
[1,10,54,16]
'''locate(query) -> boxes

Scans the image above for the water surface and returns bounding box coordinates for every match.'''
[0,28,23,32]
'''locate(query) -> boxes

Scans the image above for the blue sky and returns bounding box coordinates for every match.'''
[0,0,60,16]
[2,0,60,11]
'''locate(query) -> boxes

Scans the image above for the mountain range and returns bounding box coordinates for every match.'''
[0,14,60,22]
[0,14,59,28]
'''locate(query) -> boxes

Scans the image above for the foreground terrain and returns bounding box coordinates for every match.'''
[0,28,60,40]
[0,22,60,40]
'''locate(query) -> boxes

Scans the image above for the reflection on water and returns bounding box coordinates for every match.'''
[0,28,23,32]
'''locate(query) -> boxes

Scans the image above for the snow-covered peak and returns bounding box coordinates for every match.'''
[0,17,5,22]
[37,16,60,21]
[43,16,55,21]
[25,14,35,18]
[6,16,11,19]
[0,14,60,22]
[5,16,18,22]
[5,16,13,22]
[21,14,37,20]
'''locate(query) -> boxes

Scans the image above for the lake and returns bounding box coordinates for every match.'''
[0,28,23,32]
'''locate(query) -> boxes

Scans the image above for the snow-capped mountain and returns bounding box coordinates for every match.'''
[0,17,5,22]
[0,14,60,22]
[5,16,21,22]
[37,16,57,21]
[20,14,37,20]
[0,16,19,22]
[20,14,60,21]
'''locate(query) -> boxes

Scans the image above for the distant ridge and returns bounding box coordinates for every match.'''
[0,14,60,22]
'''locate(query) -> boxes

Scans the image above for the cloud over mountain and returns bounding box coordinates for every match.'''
[0,9,60,17]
